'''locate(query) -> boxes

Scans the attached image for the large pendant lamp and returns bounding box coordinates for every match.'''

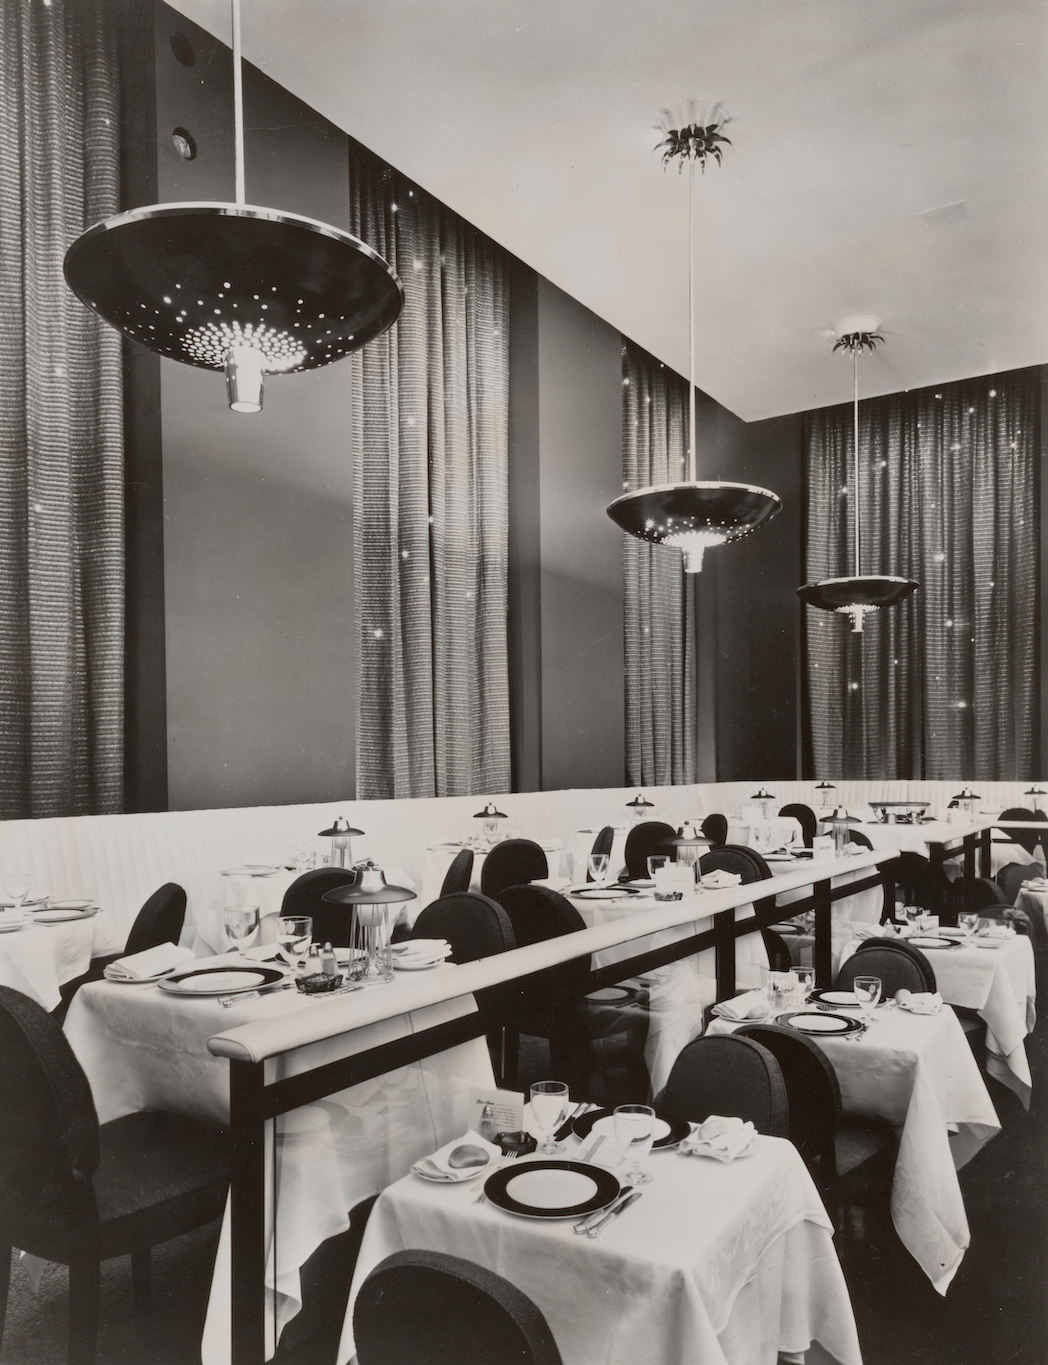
[63,0,403,413]
[797,318,918,631]
[606,108,781,572]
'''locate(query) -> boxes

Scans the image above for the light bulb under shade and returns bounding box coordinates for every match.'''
[607,481,783,572]
[63,202,404,382]
[797,575,918,632]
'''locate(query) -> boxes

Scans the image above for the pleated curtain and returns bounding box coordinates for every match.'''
[349,150,510,798]
[804,367,1039,780]
[0,0,124,818]
[622,341,697,786]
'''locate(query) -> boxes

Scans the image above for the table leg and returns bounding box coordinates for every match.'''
[714,910,735,1002]
[813,880,832,988]
[229,1060,267,1365]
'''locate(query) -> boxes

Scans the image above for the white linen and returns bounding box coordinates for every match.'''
[337,1132,861,1365]
[709,1004,999,1291]
[415,839,564,924]
[64,972,494,1364]
[104,941,195,980]
[0,915,98,1011]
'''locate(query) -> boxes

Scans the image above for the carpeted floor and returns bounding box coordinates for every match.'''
[3,951,1045,1365]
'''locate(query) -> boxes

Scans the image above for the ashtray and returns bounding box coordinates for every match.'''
[295,972,345,994]
[495,1130,537,1156]
[654,891,683,902]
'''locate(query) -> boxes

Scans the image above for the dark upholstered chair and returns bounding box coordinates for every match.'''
[848,829,874,850]
[622,821,677,880]
[997,862,1043,906]
[480,840,549,901]
[998,809,1047,857]
[0,987,229,1365]
[353,1250,562,1365]
[586,826,616,880]
[840,940,936,995]
[658,1034,789,1138]
[280,867,358,946]
[698,845,783,968]
[700,814,728,848]
[439,848,475,898]
[779,803,817,849]
[947,876,1009,915]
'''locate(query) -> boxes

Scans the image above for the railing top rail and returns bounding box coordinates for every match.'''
[207,849,892,1065]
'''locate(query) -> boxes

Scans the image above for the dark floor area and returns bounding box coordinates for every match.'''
[4,954,1046,1365]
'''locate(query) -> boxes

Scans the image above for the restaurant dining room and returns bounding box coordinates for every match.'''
[2,0,1047,1362]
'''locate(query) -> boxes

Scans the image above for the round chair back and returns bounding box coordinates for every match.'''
[841,940,935,994]
[439,848,475,898]
[124,883,187,956]
[623,821,678,880]
[480,840,549,901]
[659,1034,789,1138]
[778,804,817,848]
[700,813,728,848]
[280,868,358,946]
[411,893,514,964]
[736,1022,840,1165]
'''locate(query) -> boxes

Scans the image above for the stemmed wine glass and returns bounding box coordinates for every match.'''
[223,905,260,953]
[530,1080,569,1154]
[587,853,609,884]
[853,975,882,1029]
[614,1104,655,1185]
[276,916,313,973]
[794,965,815,1003]
[959,912,979,945]
[4,871,31,911]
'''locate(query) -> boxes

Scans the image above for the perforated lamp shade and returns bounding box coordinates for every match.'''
[797,574,918,629]
[607,481,782,573]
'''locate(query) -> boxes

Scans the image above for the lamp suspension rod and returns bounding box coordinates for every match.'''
[687,157,697,483]
[852,346,861,580]
[231,0,245,206]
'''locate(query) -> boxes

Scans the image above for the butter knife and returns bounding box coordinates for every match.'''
[554,1101,589,1143]
[586,1189,642,1237]
[573,1187,631,1235]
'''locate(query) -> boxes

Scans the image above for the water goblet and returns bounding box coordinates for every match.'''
[530,1080,569,1154]
[614,1104,655,1185]
[587,853,610,884]
[794,965,815,1002]
[902,904,922,929]
[853,975,882,1028]
[223,905,260,952]
[276,916,313,973]
[5,872,31,909]
[959,911,979,944]
[646,854,669,881]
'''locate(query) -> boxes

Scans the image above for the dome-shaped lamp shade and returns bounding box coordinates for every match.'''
[607,481,782,573]
[63,203,404,410]
[797,574,918,633]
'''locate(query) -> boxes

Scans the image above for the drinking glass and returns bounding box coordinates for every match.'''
[276,916,313,972]
[782,826,798,854]
[853,975,882,1026]
[902,904,922,928]
[614,1104,655,1185]
[4,871,30,909]
[646,854,669,881]
[587,853,610,884]
[959,912,979,944]
[223,905,260,951]
[530,1080,569,1154]
[794,965,815,1002]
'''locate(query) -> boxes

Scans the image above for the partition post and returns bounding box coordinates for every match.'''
[229,1060,267,1365]
[813,879,833,987]
[714,910,736,1002]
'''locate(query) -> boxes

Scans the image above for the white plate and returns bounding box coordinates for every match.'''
[158,967,287,996]
[0,898,48,910]
[0,919,27,933]
[818,990,859,1006]
[626,879,655,889]
[587,1113,674,1144]
[47,899,97,912]
[412,1157,492,1183]
[975,940,1003,950]
[393,956,447,971]
[220,866,280,878]
[504,1167,599,1209]
[33,907,99,924]
[785,1012,860,1034]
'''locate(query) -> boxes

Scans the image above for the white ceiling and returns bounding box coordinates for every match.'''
[169,0,1048,420]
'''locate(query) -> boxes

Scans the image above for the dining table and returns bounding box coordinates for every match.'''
[708,999,1000,1292]
[0,904,102,1011]
[63,957,495,1365]
[337,1126,863,1365]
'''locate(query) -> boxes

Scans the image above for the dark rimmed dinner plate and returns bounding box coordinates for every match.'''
[569,885,641,900]
[906,935,962,950]
[809,987,860,1007]
[571,1107,689,1150]
[780,1010,864,1036]
[483,1159,620,1220]
[158,965,287,996]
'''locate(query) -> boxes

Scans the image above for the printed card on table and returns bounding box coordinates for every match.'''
[468,1085,524,1135]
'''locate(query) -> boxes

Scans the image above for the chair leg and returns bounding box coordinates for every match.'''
[131,1247,151,1310]
[68,1257,101,1365]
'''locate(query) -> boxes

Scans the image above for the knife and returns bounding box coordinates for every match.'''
[586,1189,642,1237]
[554,1101,590,1143]
[573,1186,631,1235]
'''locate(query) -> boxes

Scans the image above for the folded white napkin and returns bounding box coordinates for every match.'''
[978,925,1015,940]
[679,1115,757,1162]
[895,989,943,1014]
[711,990,770,1022]
[411,1129,501,1180]
[854,923,899,940]
[393,938,453,961]
[1021,879,1047,891]
[700,870,742,890]
[105,942,195,980]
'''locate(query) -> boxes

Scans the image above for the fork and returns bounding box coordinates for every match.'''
[473,1150,519,1203]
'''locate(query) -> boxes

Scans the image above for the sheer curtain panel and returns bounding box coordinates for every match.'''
[0,0,124,818]
[622,342,697,786]
[350,150,510,798]
[804,368,1038,780]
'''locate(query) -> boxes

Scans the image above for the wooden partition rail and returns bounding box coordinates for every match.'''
[209,852,896,1365]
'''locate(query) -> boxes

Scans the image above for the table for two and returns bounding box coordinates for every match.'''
[0,908,101,1010]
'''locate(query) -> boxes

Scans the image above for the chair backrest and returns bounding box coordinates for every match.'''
[998,809,1044,856]
[0,986,100,1221]
[848,829,874,850]
[439,849,475,898]
[841,940,936,994]
[480,840,549,901]
[494,884,591,1015]
[948,876,1009,913]
[778,803,817,848]
[354,1249,563,1365]
[700,813,728,848]
[124,882,187,956]
[761,927,793,971]
[410,892,514,964]
[997,862,1043,906]
[622,821,678,880]
[659,1034,789,1138]
[280,868,358,946]
[699,845,777,917]
[736,1022,840,1165]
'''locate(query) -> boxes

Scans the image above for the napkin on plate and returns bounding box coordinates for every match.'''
[1021,878,1047,891]
[410,1129,501,1180]
[854,923,899,940]
[699,870,742,890]
[895,989,943,1014]
[104,942,196,981]
[679,1115,757,1162]
[711,990,771,1022]
[392,939,453,967]
[978,924,1016,940]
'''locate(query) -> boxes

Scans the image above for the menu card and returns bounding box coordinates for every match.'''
[468,1085,524,1137]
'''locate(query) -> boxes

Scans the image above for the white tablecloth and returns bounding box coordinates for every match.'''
[854,820,1042,877]
[337,1133,861,1365]
[416,839,564,924]
[567,827,633,882]
[727,816,804,851]
[64,968,494,1363]
[0,913,99,1011]
[709,1004,999,1292]
[838,932,1036,1107]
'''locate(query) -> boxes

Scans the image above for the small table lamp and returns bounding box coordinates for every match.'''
[625,793,655,825]
[827,807,859,856]
[318,817,364,869]
[952,789,980,819]
[662,822,710,882]
[1025,787,1047,814]
[322,863,416,983]
[473,803,507,845]
[815,782,836,812]
[750,788,776,820]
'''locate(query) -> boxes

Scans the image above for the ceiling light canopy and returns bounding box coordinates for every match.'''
[607,104,781,572]
[797,317,918,631]
[63,0,402,413]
